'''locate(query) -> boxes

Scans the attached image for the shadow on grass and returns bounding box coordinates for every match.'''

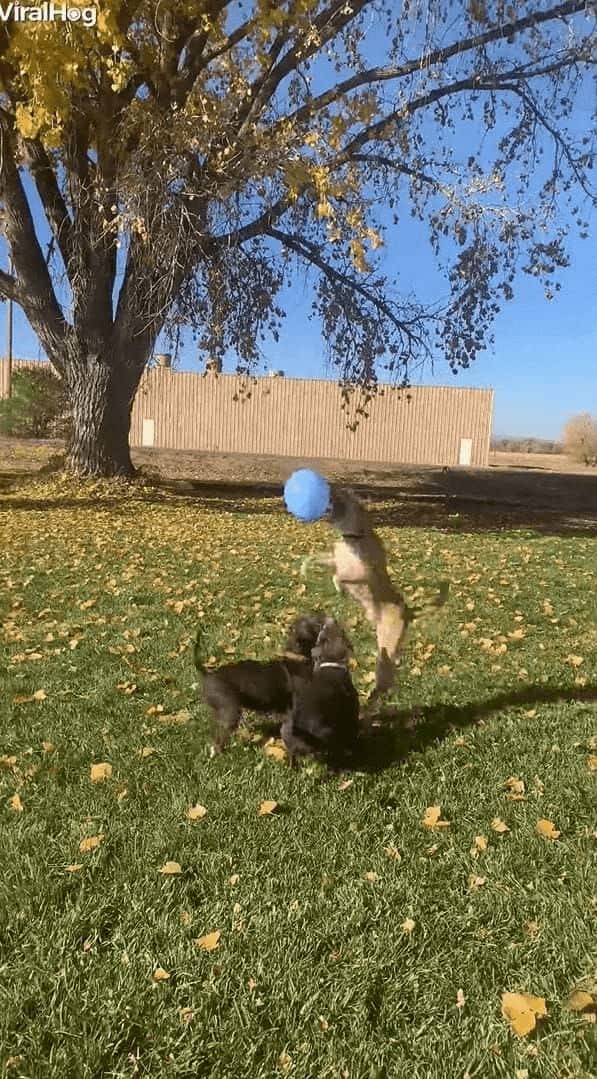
[2,469,596,537]
[356,682,597,773]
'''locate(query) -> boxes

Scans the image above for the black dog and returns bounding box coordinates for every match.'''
[281,617,360,769]
[194,613,325,752]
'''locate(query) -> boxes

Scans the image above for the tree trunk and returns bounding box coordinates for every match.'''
[65,356,143,478]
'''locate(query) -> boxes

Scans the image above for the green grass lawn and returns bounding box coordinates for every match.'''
[1,476,596,1079]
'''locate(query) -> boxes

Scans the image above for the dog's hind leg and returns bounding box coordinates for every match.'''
[212,702,242,753]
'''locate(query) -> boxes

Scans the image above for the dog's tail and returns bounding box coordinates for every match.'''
[193,626,207,674]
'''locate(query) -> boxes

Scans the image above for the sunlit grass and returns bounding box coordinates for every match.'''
[1,476,595,1078]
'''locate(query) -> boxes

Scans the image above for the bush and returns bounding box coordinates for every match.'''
[562,412,597,466]
[0,365,70,439]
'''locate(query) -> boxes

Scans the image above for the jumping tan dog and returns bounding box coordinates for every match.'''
[301,488,448,702]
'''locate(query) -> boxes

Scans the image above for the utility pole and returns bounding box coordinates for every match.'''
[6,254,13,398]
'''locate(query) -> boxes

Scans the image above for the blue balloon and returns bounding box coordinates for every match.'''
[284,469,331,523]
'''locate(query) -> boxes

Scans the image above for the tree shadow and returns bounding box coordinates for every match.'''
[355,682,597,773]
[2,469,596,537]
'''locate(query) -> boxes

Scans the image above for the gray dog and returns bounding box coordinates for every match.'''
[194,613,326,751]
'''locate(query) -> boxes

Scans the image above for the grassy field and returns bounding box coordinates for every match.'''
[1,470,596,1079]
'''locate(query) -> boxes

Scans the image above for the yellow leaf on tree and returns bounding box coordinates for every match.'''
[258,800,279,816]
[501,991,547,1037]
[159,861,182,875]
[422,805,450,828]
[186,804,208,821]
[536,818,560,840]
[79,833,105,852]
[90,762,112,783]
[195,930,221,952]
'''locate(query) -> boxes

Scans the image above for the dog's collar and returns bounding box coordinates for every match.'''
[318,661,349,670]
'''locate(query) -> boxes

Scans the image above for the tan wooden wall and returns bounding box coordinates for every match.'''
[1,360,494,466]
[130,370,493,466]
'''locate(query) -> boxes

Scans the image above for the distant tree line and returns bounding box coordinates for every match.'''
[491,436,562,454]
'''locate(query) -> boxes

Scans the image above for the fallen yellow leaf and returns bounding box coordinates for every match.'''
[42,741,55,753]
[491,818,509,834]
[159,861,182,875]
[472,835,488,854]
[565,654,584,668]
[337,779,354,791]
[90,762,112,783]
[364,871,379,882]
[186,803,208,821]
[263,742,287,763]
[501,991,547,1037]
[9,792,24,812]
[383,844,401,860]
[152,967,171,982]
[159,709,191,725]
[195,930,221,952]
[401,918,416,934]
[79,833,105,853]
[536,818,560,840]
[228,874,240,886]
[139,746,156,759]
[587,755,597,772]
[65,863,84,873]
[456,988,466,1009]
[468,874,487,889]
[504,776,525,796]
[422,805,450,829]
[258,800,279,816]
[0,755,17,769]
[566,990,596,1014]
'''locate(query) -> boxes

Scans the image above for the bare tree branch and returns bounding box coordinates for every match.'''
[284,0,591,128]
[0,267,19,302]
[265,224,420,341]
[0,120,69,373]
[20,139,75,268]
